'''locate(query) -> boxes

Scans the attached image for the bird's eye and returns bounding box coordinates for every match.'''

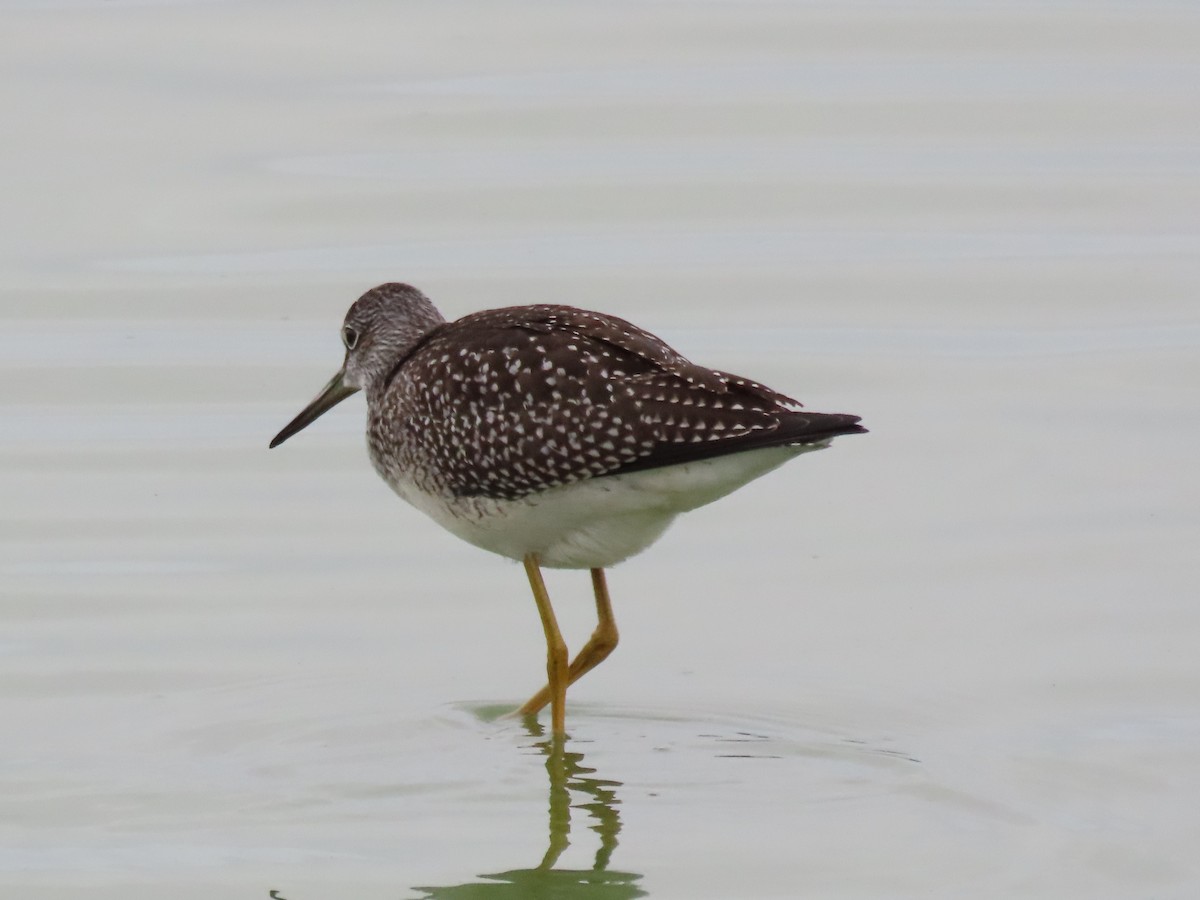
[342,325,359,349]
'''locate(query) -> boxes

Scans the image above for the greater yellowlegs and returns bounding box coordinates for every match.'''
[270,283,865,734]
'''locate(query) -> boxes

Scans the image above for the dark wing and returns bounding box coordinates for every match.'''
[606,370,864,475]
[392,304,864,501]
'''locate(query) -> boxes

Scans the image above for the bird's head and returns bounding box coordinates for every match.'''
[269,282,445,448]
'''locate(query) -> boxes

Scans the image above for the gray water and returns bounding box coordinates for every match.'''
[2,2,1199,898]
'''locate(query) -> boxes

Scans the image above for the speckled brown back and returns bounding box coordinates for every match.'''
[369,305,864,501]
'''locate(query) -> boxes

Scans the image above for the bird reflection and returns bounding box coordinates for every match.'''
[409,723,646,899]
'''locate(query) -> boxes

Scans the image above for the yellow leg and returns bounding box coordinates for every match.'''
[523,554,569,735]
[518,567,620,718]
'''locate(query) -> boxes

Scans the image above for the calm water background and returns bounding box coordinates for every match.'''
[2,2,1198,898]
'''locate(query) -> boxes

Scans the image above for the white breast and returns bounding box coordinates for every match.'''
[379,443,825,570]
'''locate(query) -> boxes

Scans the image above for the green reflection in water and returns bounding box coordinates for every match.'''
[410,721,647,899]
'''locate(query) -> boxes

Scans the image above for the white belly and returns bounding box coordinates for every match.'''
[380,443,826,569]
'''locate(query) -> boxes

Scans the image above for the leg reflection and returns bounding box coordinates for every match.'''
[410,730,646,899]
[538,734,623,874]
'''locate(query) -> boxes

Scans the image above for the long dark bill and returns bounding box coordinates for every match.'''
[269,370,360,448]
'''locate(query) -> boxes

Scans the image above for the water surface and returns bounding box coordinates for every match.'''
[2,1,1198,898]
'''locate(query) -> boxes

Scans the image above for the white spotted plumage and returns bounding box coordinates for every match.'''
[307,283,867,568]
